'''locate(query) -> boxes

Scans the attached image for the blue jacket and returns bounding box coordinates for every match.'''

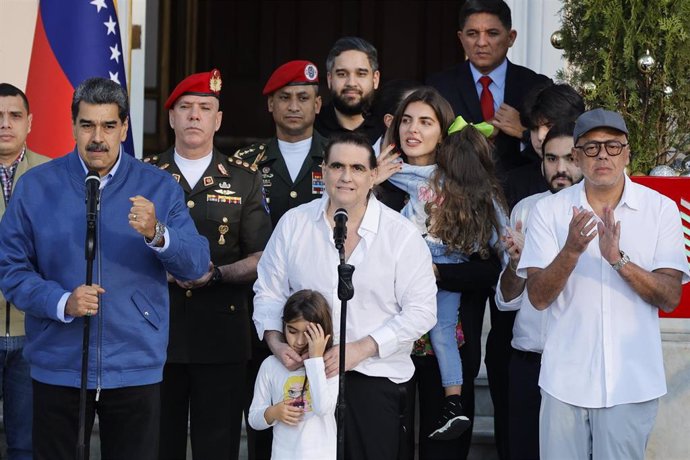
[0,150,210,389]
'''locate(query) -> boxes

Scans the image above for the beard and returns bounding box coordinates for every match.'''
[332,87,375,116]
[547,172,582,193]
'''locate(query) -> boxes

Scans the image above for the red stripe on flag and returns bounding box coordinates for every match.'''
[25,11,77,159]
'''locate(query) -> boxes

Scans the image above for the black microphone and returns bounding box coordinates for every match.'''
[85,171,101,225]
[333,208,348,251]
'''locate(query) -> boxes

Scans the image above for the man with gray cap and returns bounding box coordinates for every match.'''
[517,108,689,459]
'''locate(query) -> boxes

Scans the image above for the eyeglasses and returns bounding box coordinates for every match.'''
[574,140,628,157]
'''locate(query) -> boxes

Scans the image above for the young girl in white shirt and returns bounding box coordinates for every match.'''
[248,290,338,460]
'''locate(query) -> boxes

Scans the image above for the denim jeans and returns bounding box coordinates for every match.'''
[427,239,466,388]
[0,336,33,460]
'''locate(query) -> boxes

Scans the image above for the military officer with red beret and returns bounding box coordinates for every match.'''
[234,60,327,228]
[148,69,272,460]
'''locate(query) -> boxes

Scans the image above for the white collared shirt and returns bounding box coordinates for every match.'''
[253,195,437,383]
[518,176,690,408]
[495,191,551,353]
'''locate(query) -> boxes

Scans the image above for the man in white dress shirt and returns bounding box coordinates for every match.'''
[495,119,582,459]
[253,131,437,459]
[518,108,689,459]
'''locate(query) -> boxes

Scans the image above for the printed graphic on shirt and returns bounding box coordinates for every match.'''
[283,375,312,412]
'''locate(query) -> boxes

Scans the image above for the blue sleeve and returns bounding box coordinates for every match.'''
[0,179,70,321]
[154,179,210,281]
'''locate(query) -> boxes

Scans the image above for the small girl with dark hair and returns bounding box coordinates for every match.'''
[248,290,338,460]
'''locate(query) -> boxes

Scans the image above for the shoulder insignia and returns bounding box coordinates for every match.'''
[159,163,169,170]
[144,154,160,165]
[233,143,267,159]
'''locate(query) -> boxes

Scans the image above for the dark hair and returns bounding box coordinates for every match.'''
[324,132,377,169]
[542,120,576,156]
[71,77,129,123]
[0,83,30,113]
[521,83,585,129]
[283,290,334,350]
[326,36,379,73]
[459,0,512,31]
[391,87,455,163]
[428,125,508,259]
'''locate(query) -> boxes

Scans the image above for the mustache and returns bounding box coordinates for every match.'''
[550,172,573,182]
[86,142,108,152]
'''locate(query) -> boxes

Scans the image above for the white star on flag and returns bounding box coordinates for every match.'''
[109,44,121,63]
[104,16,117,35]
[90,0,108,13]
[109,71,120,84]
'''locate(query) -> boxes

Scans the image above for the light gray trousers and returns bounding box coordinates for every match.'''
[540,390,658,460]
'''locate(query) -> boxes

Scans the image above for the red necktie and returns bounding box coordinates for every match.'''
[479,76,494,121]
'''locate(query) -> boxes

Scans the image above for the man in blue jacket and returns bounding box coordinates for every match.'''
[0,77,210,460]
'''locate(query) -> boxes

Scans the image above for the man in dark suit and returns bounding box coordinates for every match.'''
[234,60,327,460]
[427,1,550,458]
[152,69,272,460]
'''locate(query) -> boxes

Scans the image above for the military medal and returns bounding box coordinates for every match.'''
[218,224,229,245]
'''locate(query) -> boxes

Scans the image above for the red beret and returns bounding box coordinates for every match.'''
[262,60,319,96]
[165,69,222,109]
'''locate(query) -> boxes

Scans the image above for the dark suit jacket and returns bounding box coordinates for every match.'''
[427,59,551,174]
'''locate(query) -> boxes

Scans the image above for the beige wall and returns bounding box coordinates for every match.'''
[0,0,39,90]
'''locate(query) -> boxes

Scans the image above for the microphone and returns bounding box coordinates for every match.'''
[333,208,348,251]
[85,171,101,225]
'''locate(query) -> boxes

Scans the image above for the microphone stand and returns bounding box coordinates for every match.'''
[77,184,98,460]
[336,239,354,460]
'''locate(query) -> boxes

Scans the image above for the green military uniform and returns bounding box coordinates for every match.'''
[145,148,272,363]
[234,131,327,227]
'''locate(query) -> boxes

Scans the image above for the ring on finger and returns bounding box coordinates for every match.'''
[85,310,92,317]
[580,230,586,237]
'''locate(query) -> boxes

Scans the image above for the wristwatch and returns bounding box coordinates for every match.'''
[611,250,630,271]
[146,221,166,247]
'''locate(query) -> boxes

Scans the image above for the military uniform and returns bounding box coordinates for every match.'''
[148,148,272,459]
[234,131,327,227]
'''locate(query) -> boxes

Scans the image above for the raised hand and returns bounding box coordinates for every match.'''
[565,206,597,255]
[305,322,330,359]
[597,206,621,264]
[374,143,402,185]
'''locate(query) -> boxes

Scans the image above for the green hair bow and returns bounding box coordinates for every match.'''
[447,116,494,138]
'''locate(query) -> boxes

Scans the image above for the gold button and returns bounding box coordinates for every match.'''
[229,305,236,312]
[187,200,195,208]
[289,191,297,198]
[222,217,228,223]
[185,290,192,298]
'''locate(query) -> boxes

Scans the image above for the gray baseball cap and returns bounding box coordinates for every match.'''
[573,108,629,143]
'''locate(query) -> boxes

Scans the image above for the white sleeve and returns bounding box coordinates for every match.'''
[253,216,292,339]
[369,231,438,358]
[304,358,338,417]
[495,268,525,312]
[248,358,278,430]
[516,199,560,279]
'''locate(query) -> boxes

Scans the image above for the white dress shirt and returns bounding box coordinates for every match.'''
[495,191,551,353]
[253,195,437,384]
[518,176,690,408]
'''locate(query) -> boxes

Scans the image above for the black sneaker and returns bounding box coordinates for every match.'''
[428,394,471,440]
